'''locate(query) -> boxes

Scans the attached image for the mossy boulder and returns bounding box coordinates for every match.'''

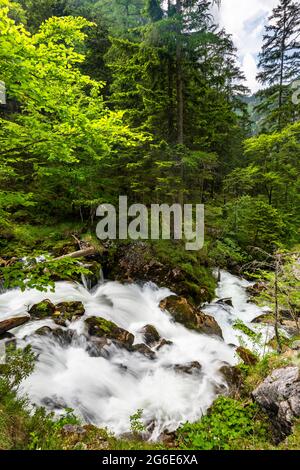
[83,261,102,288]
[102,241,216,304]
[53,301,85,327]
[160,295,223,338]
[219,364,243,397]
[236,346,258,366]
[34,326,53,336]
[246,282,267,297]
[85,317,134,349]
[252,313,274,324]
[29,300,85,325]
[29,299,55,319]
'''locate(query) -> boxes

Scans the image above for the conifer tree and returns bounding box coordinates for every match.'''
[257,0,300,130]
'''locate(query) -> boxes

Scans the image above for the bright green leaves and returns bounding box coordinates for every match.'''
[224,196,285,250]
[1,255,92,292]
[0,1,144,228]
[177,397,268,450]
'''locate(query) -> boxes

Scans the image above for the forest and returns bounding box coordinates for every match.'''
[0,0,299,452]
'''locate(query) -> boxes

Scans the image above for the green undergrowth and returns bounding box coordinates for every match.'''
[176,397,270,450]
[149,239,217,301]
[0,221,86,258]
[0,345,162,450]
[1,342,300,450]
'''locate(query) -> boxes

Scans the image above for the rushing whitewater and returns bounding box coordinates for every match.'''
[0,271,273,438]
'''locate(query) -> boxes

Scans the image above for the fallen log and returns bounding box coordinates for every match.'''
[53,247,98,261]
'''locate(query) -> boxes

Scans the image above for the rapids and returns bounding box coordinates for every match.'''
[0,270,273,439]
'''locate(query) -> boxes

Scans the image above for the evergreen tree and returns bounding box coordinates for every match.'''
[257,0,300,130]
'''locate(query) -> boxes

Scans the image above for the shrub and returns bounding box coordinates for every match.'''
[177,397,269,450]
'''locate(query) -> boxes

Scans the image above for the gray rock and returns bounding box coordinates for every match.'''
[291,340,300,351]
[252,366,300,441]
[172,361,202,375]
[62,425,87,436]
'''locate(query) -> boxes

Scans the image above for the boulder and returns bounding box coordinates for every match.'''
[85,317,134,349]
[54,301,85,326]
[102,241,213,304]
[160,295,223,338]
[246,282,267,297]
[82,261,102,289]
[29,299,55,318]
[280,320,300,337]
[0,316,30,335]
[291,340,300,351]
[132,343,156,360]
[34,326,53,336]
[219,364,243,397]
[141,324,161,347]
[252,314,274,324]
[86,337,109,358]
[29,300,85,325]
[51,328,78,346]
[41,395,69,411]
[217,298,233,307]
[156,338,173,351]
[236,346,258,366]
[252,366,300,441]
[172,361,202,375]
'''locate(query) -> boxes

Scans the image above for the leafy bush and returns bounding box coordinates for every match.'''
[1,255,92,292]
[0,345,79,450]
[224,196,285,251]
[177,397,268,450]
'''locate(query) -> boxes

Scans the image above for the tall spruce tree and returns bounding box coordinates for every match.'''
[105,0,248,204]
[257,0,300,130]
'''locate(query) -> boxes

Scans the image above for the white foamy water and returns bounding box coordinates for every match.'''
[0,270,272,438]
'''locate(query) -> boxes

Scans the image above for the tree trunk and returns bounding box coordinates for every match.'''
[278,5,287,130]
[176,0,184,145]
[167,57,174,141]
[53,247,98,261]
[274,254,282,353]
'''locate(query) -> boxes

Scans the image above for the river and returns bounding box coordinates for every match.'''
[0,270,273,439]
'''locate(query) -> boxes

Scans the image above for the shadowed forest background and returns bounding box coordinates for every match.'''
[0,0,299,261]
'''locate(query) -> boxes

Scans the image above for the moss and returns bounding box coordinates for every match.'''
[87,317,117,334]
[29,300,55,319]
[104,239,217,305]
[150,240,216,302]
[239,353,293,396]
[0,222,87,258]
